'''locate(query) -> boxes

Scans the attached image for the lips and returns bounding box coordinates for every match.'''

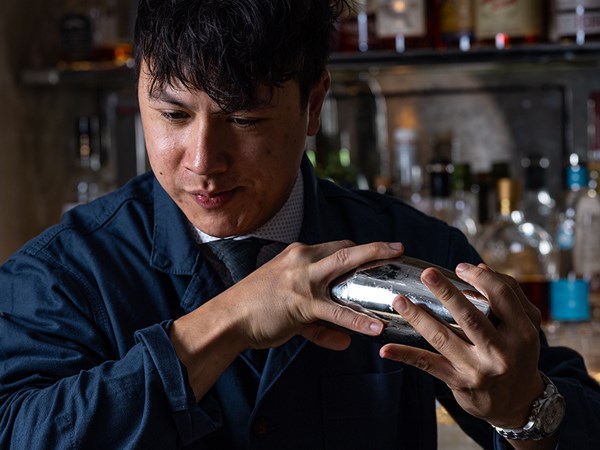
[191,189,236,209]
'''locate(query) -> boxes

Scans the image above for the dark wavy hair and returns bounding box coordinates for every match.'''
[134,0,350,112]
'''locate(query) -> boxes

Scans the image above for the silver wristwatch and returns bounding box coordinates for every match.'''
[493,372,566,441]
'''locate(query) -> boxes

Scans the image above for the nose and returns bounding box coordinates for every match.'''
[185,118,228,175]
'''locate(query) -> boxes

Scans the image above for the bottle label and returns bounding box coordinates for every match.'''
[575,196,600,276]
[376,0,426,38]
[475,0,543,38]
[554,0,600,9]
[440,0,473,34]
[550,10,600,40]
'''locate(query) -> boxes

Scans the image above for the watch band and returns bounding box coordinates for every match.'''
[493,372,565,441]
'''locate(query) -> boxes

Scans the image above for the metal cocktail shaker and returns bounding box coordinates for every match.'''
[330,256,491,346]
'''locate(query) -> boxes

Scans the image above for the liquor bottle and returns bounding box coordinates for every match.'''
[62,116,108,213]
[391,128,419,200]
[336,0,381,52]
[546,279,600,383]
[451,162,480,241]
[439,0,474,51]
[375,0,437,52]
[476,178,557,322]
[474,162,513,226]
[555,158,588,279]
[548,0,600,45]
[427,154,453,224]
[574,151,600,320]
[474,0,545,49]
[520,154,557,236]
[58,2,94,63]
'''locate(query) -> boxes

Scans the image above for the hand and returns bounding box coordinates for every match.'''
[172,240,403,401]
[234,240,404,351]
[379,263,545,429]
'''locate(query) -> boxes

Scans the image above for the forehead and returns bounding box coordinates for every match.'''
[139,60,300,111]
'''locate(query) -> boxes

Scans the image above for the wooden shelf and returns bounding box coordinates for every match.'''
[328,43,600,71]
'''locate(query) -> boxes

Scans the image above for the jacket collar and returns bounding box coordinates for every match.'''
[150,177,201,275]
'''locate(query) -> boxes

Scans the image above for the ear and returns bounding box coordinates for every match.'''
[306,70,331,137]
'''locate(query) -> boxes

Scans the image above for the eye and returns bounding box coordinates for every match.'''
[160,111,190,122]
[229,116,261,128]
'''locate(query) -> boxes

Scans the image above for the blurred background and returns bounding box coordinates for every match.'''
[2,1,600,447]
[1,1,599,261]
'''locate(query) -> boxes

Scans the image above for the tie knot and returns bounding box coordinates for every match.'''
[205,237,272,283]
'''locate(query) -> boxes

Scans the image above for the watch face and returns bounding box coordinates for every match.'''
[539,395,566,434]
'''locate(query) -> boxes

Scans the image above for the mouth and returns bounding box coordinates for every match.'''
[190,188,237,209]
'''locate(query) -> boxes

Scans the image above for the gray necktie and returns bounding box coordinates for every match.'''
[205,237,274,374]
[206,237,271,284]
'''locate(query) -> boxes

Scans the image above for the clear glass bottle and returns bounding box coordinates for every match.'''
[555,157,588,279]
[427,155,453,224]
[520,153,557,236]
[392,128,419,200]
[476,178,557,323]
[451,162,480,241]
[574,151,600,320]
[546,279,600,383]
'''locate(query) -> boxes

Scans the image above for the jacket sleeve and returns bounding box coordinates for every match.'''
[0,254,219,449]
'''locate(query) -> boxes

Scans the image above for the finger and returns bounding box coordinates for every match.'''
[378,313,454,382]
[390,294,469,359]
[301,322,352,351]
[420,267,497,346]
[313,301,384,337]
[454,263,535,332]
[478,264,541,330]
[311,241,405,284]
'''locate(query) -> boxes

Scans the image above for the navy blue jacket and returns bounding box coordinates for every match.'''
[1,158,599,449]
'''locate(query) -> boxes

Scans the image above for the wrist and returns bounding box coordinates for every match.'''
[492,372,565,441]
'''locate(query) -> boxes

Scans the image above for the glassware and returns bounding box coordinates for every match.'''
[476,178,557,323]
[520,154,557,236]
[330,255,490,345]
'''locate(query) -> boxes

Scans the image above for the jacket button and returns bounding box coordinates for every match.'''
[252,417,268,436]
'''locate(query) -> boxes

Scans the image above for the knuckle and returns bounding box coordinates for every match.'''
[286,242,307,256]
[494,282,515,300]
[334,247,351,265]
[457,309,482,332]
[413,356,431,372]
[429,328,450,350]
[435,284,456,302]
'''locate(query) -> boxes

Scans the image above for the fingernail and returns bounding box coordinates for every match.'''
[394,296,409,313]
[388,242,404,251]
[422,269,440,285]
[456,263,470,273]
[370,321,383,334]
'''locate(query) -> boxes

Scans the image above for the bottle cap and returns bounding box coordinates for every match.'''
[550,279,590,321]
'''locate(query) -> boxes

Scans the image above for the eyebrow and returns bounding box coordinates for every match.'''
[147,91,189,108]
[147,87,277,114]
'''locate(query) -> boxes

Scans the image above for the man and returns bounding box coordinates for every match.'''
[1,1,598,448]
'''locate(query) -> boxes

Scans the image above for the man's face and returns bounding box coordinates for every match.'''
[138,63,328,237]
